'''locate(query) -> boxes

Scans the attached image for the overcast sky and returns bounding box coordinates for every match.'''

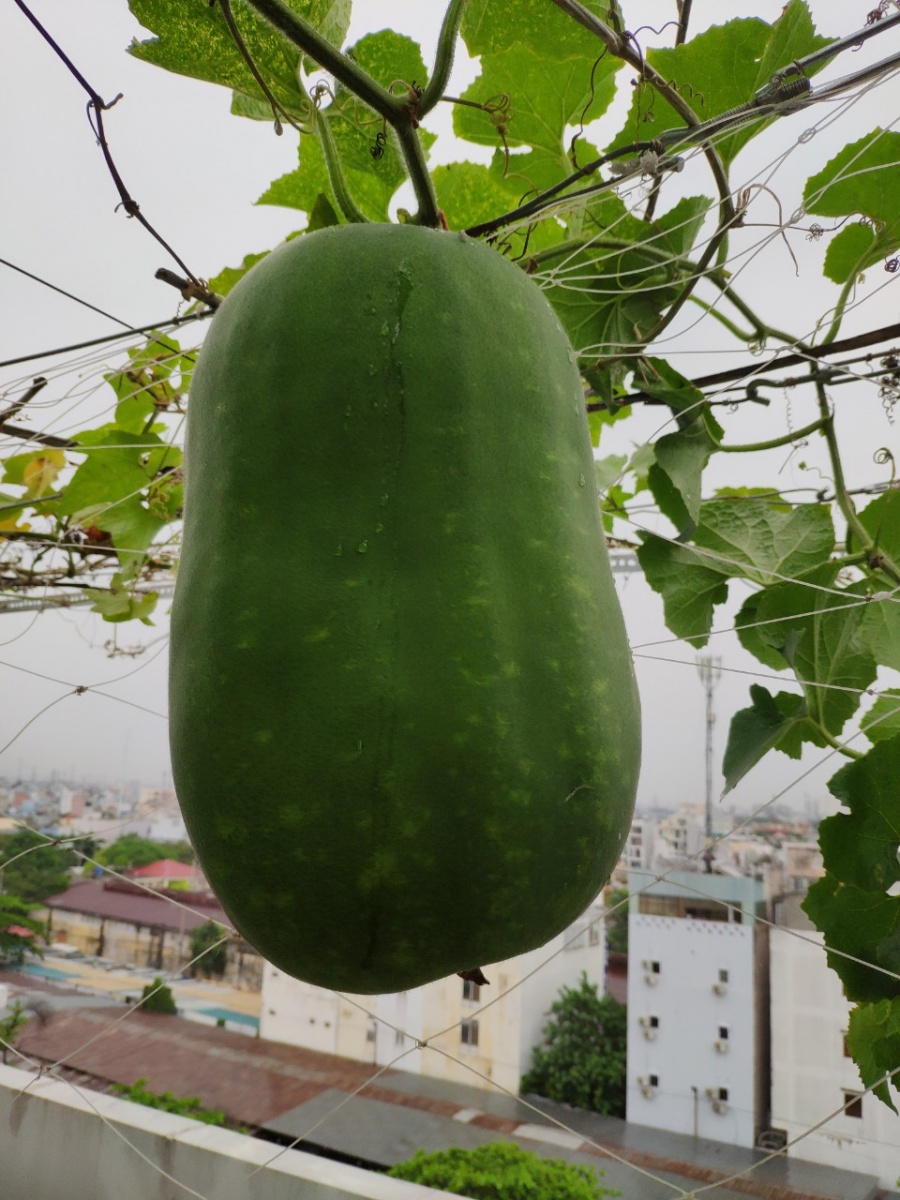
[0,0,897,823]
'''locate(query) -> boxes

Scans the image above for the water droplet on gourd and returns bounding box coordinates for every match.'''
[578,474,586,487]
[375,523,384,533]
[379,494,389,506]
[335,543,343,556]
[357,540,368,553]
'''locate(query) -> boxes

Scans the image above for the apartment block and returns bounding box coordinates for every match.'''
[626,870,769,1147]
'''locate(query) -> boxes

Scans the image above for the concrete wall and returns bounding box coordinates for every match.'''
[0,1063,453,1200]
[627,913,758,1147]
[770,926,900,1189]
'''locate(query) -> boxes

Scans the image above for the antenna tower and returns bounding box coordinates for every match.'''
[696,655,722,873]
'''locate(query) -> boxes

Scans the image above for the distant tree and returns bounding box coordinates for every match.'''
[0,894,46,964]
[139,978,177,1015]
[0,830,74,902]
[189,921,227,978]
[95,835,174,871]
[521,974,627,1118]
[165,841,197,865]
[388,1143,617,1200]
[604,889,629,956]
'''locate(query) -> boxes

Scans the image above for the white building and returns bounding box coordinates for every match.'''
[617,815,657,876]
[626,870,768,1148]
[261,902,607,1094]
[770,902,900,1190]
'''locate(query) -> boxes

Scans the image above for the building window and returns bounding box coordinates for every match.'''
[366,1023,376,1043]
[394,1028,406,1046]
[461,1020,479,1048]
[649,1074,659,1088]
[462,979,481,1002]
[842,1033,851,1058]
[650,1015,659,1028]
[718,969,729,984]
[648,960,660,974]
[843,1091,863,1118]
[718,1026,729,1040]
[717,1087,729,1102]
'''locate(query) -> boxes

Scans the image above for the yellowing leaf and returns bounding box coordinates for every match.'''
[22,450,65,499]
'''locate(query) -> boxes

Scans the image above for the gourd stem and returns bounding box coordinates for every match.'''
[395,125,443,228]
[317,111,370,223]
[244,0,443,228]
[418,0,467,118]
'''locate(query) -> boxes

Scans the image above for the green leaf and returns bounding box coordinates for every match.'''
[92,498,168,578]
[608,5,828,166]
[432,160,524,236]
[722,684,823,792]
[461,0,612,60]
[847,998,900,1111]
[346,29,426,93]
[636,535,730,645]
[804,130,900,276]
[861,692,900,744]
[453,43,618,193]
[594,454,627,491]
[860,591,900,673]
[693,500,835,587]
[823,223,880,285]
[735,571,877,736]
[86,581,159,625]
[540,198,709,359]
[649,423,715,535]
[208,248,274,297]
[803,736,900,1003]
[55,432,161,519]
[128,0,344,120]
[805,876,900,1004]
[859,487,900,559]
[628,363,721,535]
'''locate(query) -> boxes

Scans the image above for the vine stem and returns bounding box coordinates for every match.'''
[547,0,735,233]
[418,0,467,119]
[814,380,900,583]
[806,720,864,760]
[243,0,443,227]
[317,111,369,223]
[716,417,829,454]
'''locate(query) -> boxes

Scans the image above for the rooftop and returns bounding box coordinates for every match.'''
[43,878,227,933]
[8,991,884,1200]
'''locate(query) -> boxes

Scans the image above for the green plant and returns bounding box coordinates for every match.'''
[0,894,46,963]
[189,921,228,978]
[521,974,627,1118]
[604,890,629,956]
[0,831,75,903]
[0,1001,30,1065]
[170,222,639,994]
[111,1077,226,1126]
[4,0,900,1097]
[388,1142,617,1200]
[139,978,177,1014]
